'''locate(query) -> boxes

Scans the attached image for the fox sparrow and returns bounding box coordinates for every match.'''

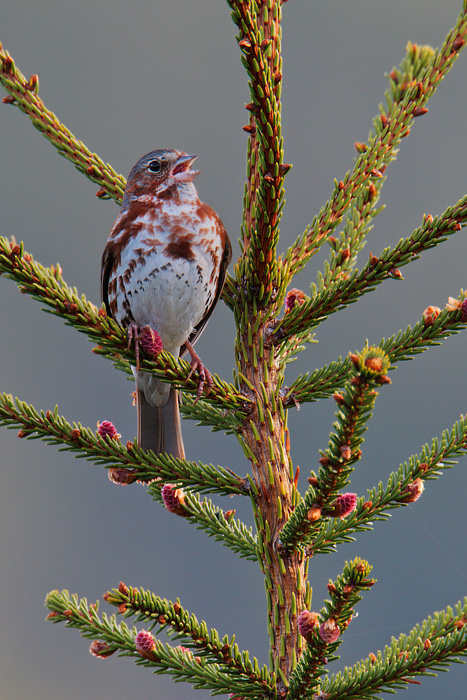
[101,149,231,458]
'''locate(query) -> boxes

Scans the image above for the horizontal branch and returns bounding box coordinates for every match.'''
[321,599,467,700]
[0,42,125,203]
[275,197,467,345]
[45,589,269,697]
[104,583,273,690]
[283,301,467,408]
[149,486,259,561]
[282,9,467,278]
[0,393,247,496]
[280,348,391,552]
[0,237,248,419]
[301,413,467,557]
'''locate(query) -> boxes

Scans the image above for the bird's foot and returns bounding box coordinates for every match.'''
[185,340,213,402]
[127,323,141,371]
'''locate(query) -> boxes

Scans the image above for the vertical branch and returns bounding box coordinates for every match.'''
[230,0,291,309]
[228,3,308,687]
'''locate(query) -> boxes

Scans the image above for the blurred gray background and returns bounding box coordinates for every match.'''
[1,1,467,698]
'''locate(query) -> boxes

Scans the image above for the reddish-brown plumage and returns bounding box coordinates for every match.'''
[101,149,231,457]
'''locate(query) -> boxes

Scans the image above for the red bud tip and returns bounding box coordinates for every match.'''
[452,37,466,52]
[454,615,467,629]
[96,188,107,197]
[339,444,352,461]
[388,266,402,278]
[89,640,115,659]
[380,115,388,128]
[307,506,322,522]
[401,477,424,503]
[243,124,256,134]
[446,296,462,311]
[285,288,306,312]
[354,142,367,153]
[108,467,137,485]
[319,618,340,644]
[365,357,383,373]
[366,184,376,200]
[63,301,78,314]
[238,38,252,50]
[3,95,16,104]
[349,353,360,367]
[423,306,440,327]
[413,107,428,118]
[45,612,59,620]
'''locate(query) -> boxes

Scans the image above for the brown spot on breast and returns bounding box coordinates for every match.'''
[165,237,195,260]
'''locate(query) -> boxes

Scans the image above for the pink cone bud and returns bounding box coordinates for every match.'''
[108,467,138,485]
[423,306,440,326]
[135,630,158,661]
[161,484,186,516]
[446,296,462,311]
[401,478,424,503]
[298,610,320,642]
[319,618,340,644]
[285,288,306,312]
[331,493,357,518]
[462,298,467,321]
[140,325,163,356]
[97,420,120,440]
[89,640,115,658]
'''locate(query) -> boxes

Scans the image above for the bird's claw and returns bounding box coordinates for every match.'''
[185,340,213,402]
[127,323,141,371]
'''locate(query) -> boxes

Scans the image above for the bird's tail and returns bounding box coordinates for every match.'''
[136,387,185,458]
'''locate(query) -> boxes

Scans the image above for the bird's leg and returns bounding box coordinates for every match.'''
[185,340,213,401]
[127,323,141,371]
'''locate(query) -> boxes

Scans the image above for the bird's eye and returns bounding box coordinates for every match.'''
[148,159,162,173]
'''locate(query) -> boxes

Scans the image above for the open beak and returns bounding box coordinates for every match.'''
[171,154,200,182]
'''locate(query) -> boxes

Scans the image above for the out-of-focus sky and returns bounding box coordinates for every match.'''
[1,2,467,699]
